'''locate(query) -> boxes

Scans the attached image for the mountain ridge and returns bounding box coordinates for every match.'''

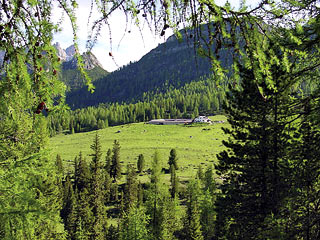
[65,29,232,109]
[52,43,109,91]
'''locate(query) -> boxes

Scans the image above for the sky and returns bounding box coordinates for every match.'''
[53,0,258,72]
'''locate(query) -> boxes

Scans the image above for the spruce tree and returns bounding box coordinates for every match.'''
[215,63,294,239]
[74,152,91,193]
[111,140,122,181]
[104,149,112,201]
[270,101,320,239]
[184,180,203,240]
[106,225,119,240]
[124,164,138,211]
[145,151,163,239]
[55,154,65,208]
[145,151,179,240]
[168,149,178,170]
[137,181,144,207]
[120,205,150,240]
[61,174,77,239]
[76,188,93,240]
[203,165,216,195]
[137,154,145,173]
[105,149,112,176]
[199,165,216,240]
[170,165,179,198]
[73,152,92,239]
[89,132,107,240]
[56,154,64,177]
[196,165,204,181]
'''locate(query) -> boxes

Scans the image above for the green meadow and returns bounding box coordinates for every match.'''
[50,115,229,181]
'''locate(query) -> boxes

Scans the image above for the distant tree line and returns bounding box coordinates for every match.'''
[48,75,230,136]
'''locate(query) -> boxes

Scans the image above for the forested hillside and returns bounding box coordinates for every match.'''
[48,74,231,135]
[58,49,109,91]
[66,29,233,109]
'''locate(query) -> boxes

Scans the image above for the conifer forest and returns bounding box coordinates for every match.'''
[1,0,320,239]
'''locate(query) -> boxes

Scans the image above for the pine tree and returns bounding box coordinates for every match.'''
[89,132,107,240]
[106,225,119,240]
[124,164,138,211]
[105,149,112,176]
[137,154,145,173]
[215,63,294,239]
[270,101,320,239]
[184,180,203,240]
[61,174,77,239]
[203,165,215,194]
[137,181,144,207]
[74,152,91,192]
[111,140,122,181]
[120,205,150,240]
[196,165,204,181]
[168,149,178,170]
[170,165,179,198]
[145,151,179,240]
[76,188,93,240]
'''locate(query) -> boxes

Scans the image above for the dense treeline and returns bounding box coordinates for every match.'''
[48,75,230,136]
[56,134,217,240]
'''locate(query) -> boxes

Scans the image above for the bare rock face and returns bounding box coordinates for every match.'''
[0,50,4,65]
[65,45,76,61]
[62,51,103,70]
[53,42,67,61]
[81,52,103,70]
[53,43,104,70]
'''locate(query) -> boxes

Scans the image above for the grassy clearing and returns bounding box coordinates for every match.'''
[50,115,229,181]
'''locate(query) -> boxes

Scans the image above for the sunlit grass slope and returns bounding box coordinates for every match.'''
[50,115,229,181]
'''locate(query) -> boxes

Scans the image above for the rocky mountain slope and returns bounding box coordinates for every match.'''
[0,43,109,92]
[53,43,109,91]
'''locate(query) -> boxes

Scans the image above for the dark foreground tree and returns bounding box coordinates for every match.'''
[261,101,320,239]
[215,62,294,239]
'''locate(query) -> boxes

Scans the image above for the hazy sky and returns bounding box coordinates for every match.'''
[53,0,258,72]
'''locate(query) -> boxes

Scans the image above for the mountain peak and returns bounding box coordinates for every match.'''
[53,43,104,70]
[65,45,76,60]
[53,43,75,61]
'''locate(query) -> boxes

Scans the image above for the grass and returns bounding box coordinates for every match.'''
[50,115,229,181]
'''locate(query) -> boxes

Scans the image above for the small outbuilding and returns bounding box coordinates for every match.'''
[148,116,212,125]
[148,119,193,125]
[192,116,212,124]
